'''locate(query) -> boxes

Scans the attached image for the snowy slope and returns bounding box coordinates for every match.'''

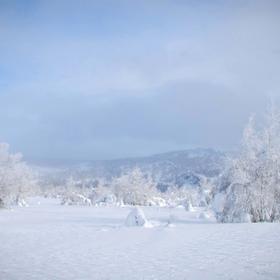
[0,198,279,280]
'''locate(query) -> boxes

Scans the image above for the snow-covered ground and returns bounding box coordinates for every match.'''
[0,198,279,280]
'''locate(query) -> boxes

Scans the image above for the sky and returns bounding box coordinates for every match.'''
[0,0,280,160]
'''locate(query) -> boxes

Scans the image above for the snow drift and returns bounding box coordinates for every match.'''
[125,207,148,227]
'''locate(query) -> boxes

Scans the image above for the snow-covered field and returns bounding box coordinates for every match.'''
[0,198,280,280]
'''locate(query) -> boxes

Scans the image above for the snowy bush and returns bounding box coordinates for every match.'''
[94,193,118,206]
[0,143,37,207]
[112,167,160,206]
[61,193,92,206]
[60,177,94,206]
[215,106,280,223]
[146,196,167,207]
[164,185,205,209]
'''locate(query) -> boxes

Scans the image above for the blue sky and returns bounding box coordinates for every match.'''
[0,0,280,160]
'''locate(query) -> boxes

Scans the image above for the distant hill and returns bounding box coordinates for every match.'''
[30,148,227,189]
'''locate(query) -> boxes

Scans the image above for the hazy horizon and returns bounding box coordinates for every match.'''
[1,0,280,160]
[24,146,227,164]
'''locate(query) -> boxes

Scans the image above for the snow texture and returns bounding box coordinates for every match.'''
[0,197,280,280]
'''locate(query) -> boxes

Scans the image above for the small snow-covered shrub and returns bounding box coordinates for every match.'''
[60,177,94,206]
[94,193,118,206]
[146,196,167,207]
[125,207,148,227]
[14,197,28,207]
[61,193,92,206]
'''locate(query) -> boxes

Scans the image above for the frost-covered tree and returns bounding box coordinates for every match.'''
[91,184,117,206]
[60,177,93,206]
[215,106,280,222]
[112,167,159,206]
[0,143,37,207]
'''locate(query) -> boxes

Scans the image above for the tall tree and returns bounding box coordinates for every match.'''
[215,106,280,222]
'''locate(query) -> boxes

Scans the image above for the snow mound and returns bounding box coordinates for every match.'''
[125,207,148,227]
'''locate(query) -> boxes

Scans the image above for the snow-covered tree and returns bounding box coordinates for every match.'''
[88,178,118,206]
[215,106,280,222]
[60,176,95,206]
[0,143,37,207]
[112,167,159,206]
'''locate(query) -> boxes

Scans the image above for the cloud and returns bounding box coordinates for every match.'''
[0,0,279,159]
